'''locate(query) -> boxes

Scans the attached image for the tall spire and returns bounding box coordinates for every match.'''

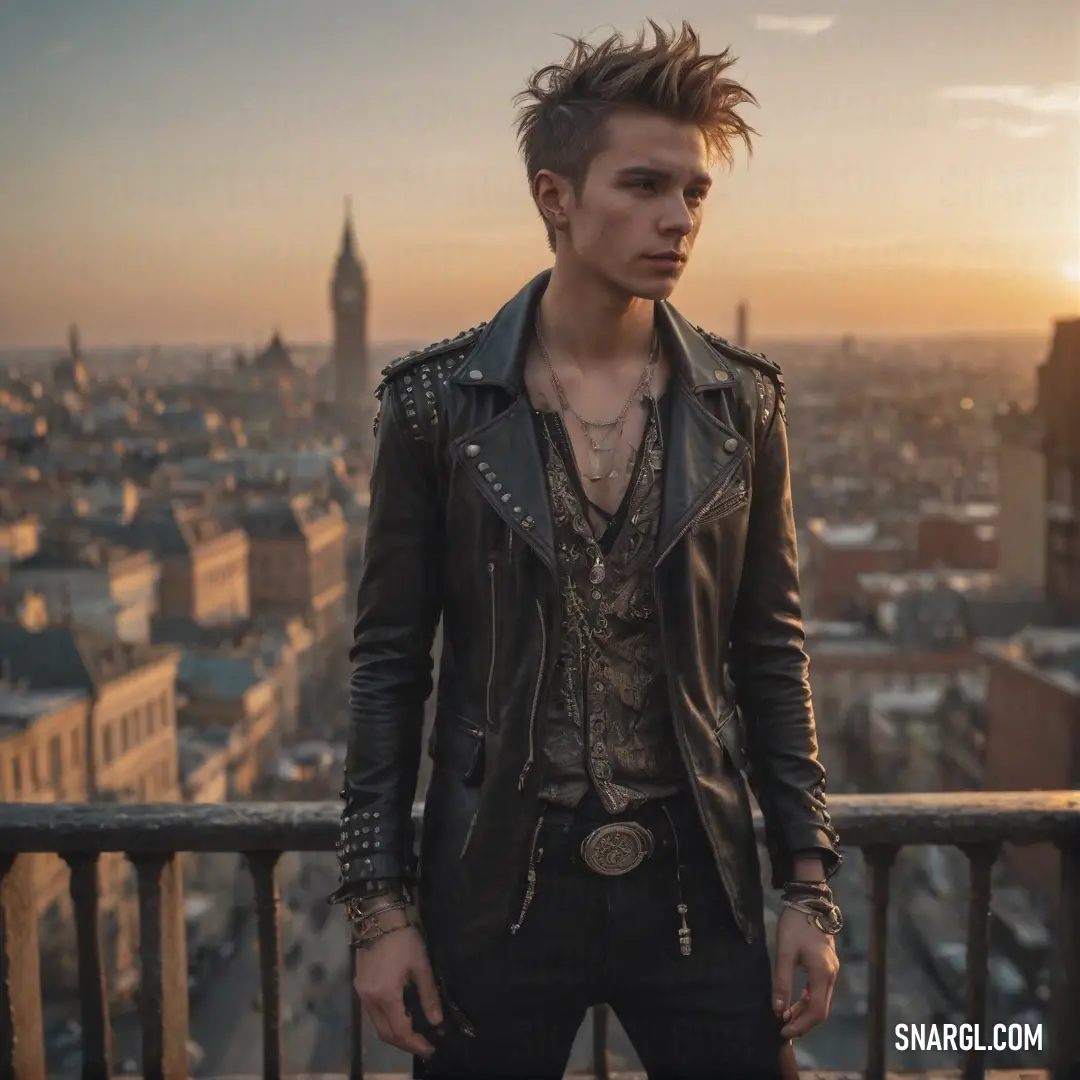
[340,195,356,259]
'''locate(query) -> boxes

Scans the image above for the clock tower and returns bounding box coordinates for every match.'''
[330,198,369,416]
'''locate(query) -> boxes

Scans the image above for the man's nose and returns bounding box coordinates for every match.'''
[659,200,694,236]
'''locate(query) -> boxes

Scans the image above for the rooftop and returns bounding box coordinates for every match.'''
[15,535,152,572]
[109,500,239,557]
[980,627,1080,696]
[918,501,998,522]
[178,651,268,699]
[239,493,343,540]
[0,623,177,691]
[807,519,905,551]
[0,686,86,729]
[869,684,945,716]
[177,726,235,779]
[857,569,999,597]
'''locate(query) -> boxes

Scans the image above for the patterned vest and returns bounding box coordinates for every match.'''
[533,394,686,814]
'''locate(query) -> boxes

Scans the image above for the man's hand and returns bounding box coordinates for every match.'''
[354,912,444,1058]
[772,906,839,1039]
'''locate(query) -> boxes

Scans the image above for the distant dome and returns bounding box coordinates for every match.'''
[253,331,294,374]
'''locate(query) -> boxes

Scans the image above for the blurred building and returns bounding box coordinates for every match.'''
[804,519,907,619]
[8,533,160,643]
[176,652,280,797]
[980,626,1080,903]
[913,502,998,571]
[52,325,88,395]
[995,404,1046,590]
[238,494,348,654]
[734,300,748,350]
[1038,318,1080,617]
[0,508,39,570]
[330,200,370,416]
[0,623,181,1001]
[114,502,250,626]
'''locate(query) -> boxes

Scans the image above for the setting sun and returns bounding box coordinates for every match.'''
[1064,261,1080,284]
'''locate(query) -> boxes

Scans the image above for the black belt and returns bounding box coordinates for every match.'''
[538,790,705,876]
[511,789,703,955]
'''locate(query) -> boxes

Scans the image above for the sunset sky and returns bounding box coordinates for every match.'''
[1,0,1078,348]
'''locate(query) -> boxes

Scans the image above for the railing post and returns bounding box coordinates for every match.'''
[131,853,190,1080]
[0,854,45,1080]
[245,851,284,1080]
[1052,837,1080,1080]
[863,844,898,1080]
[591,1002,610,1080]
[959,841,998,1080]
[63,852,113,1080]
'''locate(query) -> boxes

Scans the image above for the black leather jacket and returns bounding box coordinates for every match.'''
[336,270,840,958]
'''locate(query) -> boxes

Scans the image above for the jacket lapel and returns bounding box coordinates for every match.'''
[450,393,557,574]
[449,271,749,574]
[450,272,557,575]
[653,303,748,563]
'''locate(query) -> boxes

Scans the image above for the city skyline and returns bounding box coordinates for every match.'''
[1,0,1078,348]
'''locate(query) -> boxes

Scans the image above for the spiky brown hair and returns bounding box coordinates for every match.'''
[513,20,759,251]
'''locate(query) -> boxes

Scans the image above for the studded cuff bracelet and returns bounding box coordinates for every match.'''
[336,807,389,879]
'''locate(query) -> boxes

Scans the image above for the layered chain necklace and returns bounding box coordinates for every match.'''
[534,309,658,482]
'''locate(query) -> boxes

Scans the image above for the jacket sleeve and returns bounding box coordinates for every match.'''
[729,371,841,889]
[330,379,444,900]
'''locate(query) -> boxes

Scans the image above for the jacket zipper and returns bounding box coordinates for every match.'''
[459,809,478,859]
[517,598,545,790]
[656,455,744,565]
[509,811,545,933]
[486,561,497,729]
[690,484,748,534]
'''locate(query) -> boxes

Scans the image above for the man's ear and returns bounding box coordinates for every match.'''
[533,169,572,235]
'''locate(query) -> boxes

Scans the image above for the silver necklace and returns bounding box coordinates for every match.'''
[534,309,658,482]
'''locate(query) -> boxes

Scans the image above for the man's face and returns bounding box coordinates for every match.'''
[554,110,712,300]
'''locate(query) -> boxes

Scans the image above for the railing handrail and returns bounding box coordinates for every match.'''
[1,791,1079,853]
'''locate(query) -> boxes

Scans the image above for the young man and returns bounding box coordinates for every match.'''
[331,20,843,1080]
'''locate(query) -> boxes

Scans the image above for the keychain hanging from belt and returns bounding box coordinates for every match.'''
[659,803,693,956]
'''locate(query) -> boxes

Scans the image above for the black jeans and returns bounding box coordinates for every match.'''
[415,789,783,1080]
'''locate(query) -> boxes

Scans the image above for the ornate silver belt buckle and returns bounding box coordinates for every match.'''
[580,821,655,875]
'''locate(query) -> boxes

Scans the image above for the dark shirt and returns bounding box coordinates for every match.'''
[531,391,686,813]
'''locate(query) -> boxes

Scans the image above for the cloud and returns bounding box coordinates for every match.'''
[752,14,838,35]
[940,83,1080,116]
[956,117,1054,139]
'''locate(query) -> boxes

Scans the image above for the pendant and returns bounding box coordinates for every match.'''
[588,557,606,585]
[586,446,617,482]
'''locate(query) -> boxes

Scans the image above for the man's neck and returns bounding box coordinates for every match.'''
[539,260,657,371]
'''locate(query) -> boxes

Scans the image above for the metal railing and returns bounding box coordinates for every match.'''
[1,791,1078,1080]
